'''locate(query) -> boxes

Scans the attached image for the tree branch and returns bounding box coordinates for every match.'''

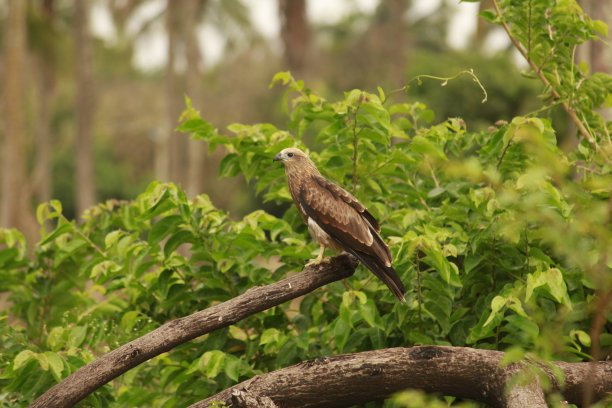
[30,255,358,408]
[194,346,612,408]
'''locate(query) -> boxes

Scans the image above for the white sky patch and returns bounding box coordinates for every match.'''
[126,0,165,38]
[482,27,512,54]
[91,0,488,71]
[249,0,280,39]
[132,26,167,72]
[408,0,442,22]
[90,1,116,44]
[447,1,479,49]
[307,0,378,24]
[199,24,226,68]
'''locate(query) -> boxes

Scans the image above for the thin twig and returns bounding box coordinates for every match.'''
[497,139,513,169]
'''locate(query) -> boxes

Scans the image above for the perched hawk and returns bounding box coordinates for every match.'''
[274,148,406,301]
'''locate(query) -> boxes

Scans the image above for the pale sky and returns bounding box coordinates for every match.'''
[91,0,500,72]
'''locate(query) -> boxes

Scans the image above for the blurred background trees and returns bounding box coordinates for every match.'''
[0,0,610,234]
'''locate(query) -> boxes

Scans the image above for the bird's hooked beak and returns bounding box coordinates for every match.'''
[273,152,283,162]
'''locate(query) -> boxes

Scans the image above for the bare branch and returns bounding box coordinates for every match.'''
[194,346,612,408]
[30,255,358,408]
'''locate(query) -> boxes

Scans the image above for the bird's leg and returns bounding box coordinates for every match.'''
[306,244,326,266]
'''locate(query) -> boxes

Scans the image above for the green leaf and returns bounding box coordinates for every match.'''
[219,154,241,178]
[358,299,378,328]
[229,325,248,342]
[479,9,498,23]
[39,222,73,246]
[260,328,280,345]
[570,330,591,347]
[104,230,124,249]
[69,326,88,348]
[334,318,350,352]
[223,355,241,382]
[427,187,445,198]
[36,353,49,371]
[163,230,193,257]
[484,296,506,327]
[44,352,64,382]
[500,346,525,368]
[46,327,67,351]
[14,350,37,371]
[149,215,183,244]
[199,351,225,378]
[411,135,447,160]
[121,311,141,332]
[592,19,608,36]
[269,71,293,88]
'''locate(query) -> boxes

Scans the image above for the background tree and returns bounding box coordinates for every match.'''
[74,0,96,215]
[185,0,206,197]
[32,0,56,205]
[1,0,37,242]
[278,0,311,74]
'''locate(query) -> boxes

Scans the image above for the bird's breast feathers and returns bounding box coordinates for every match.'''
[307,217,343,251]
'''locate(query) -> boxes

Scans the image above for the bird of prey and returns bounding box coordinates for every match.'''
[274,147,406,301]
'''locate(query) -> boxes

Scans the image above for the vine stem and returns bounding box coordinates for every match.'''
[383,69,488,105]
[491,0,598,151]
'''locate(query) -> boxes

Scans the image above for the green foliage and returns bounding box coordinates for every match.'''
[1,2,611,406]
[483,0,612,150]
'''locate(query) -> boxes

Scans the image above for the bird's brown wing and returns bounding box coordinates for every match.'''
[313,176,382,233]
[299,174,405,301]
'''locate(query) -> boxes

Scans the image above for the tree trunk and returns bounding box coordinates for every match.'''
[475,0,493,48]
[278,0,310,74]
[185,0,205,197]
[362,0,409,87]
[74,0,96,216]
[34,0,56,205]
[1,0,37,242]
[163,1,187,185]
[195,347,611,408]
[587,0,610,74]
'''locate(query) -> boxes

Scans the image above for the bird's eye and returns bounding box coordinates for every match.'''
[287,152,294,158]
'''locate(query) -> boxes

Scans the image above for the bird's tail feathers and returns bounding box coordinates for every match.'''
[352,252,406,302]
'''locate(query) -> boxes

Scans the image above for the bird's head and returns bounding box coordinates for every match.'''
[273,147,307,163]
[273,148,318,174]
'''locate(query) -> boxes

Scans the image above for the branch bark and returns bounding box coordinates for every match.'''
[30,255,358,408]
[194,346,612,408]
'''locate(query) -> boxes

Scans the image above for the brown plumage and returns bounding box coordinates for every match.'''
[274,147,406,301]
